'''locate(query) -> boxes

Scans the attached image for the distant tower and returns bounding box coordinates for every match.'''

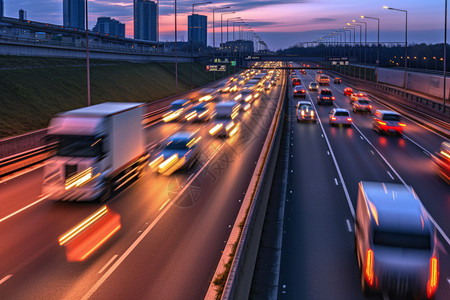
[93,17,126,37]
[19,9,27,21]
[63,0,85,30]
[134,0,157,41]
[188,14,207,47]
[0,0,4,18]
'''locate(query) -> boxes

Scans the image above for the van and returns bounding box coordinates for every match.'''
[355,181,439,299]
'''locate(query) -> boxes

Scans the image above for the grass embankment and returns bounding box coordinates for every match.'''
[0,56,226,138]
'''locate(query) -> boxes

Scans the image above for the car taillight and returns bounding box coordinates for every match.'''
[399,122,406,127]
[368,105,372,109]
[331,96,335,100]
[310,111,315,117]
[301,110,305,116]
[301,89,305,93]
[377,120,387,126]
[365,249,374,287]
[347,117,352,122]
[427,256,439,298]
[331,116,336,121]
[294,90,297,93]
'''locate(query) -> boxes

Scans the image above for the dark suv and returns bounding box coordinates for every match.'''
[317,88,335,105]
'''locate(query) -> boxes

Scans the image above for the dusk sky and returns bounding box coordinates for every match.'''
[2,1,446,50]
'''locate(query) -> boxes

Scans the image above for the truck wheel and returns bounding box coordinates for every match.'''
[99,182,112,203]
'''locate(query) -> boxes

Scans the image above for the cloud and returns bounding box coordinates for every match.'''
[311,17,337,23]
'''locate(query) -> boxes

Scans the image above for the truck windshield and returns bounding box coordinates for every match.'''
[56,135,103,157]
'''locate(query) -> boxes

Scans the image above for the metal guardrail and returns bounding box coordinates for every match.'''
[211,71,287,299]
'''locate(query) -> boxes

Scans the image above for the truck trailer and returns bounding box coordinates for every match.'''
[315,73,330,85]
[42,102,149,201]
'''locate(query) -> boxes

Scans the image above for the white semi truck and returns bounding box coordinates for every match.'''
[42,102,149,201]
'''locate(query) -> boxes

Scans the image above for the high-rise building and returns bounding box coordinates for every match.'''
[0,0,4,18]
[188,14,207,48]
[134,0,157,41]
[63,0,85,30]
[93,17,125,37]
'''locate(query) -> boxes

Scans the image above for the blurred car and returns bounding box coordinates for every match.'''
[209,101,241,137]
[296,101,316,122]
[317,69,323,74]
[317,88,335,105]
[293,86,306,98]
[184,103,212,122]
[352,99,373,113]
[264,81,272,90]
[292,78,301,86]
[150,132,201,175]
[355,181,439,299]
[334,77,342,84]
[344,87,353,96]
[350,92,369,103]
[300,69,307,75]
[162,99,190,122]
[431,141,450,184]
[329,108,352,126]
[308,82,319,91]
[372,110,406,135]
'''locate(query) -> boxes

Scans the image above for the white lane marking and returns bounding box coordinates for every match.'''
[98,255,118,274]
[447,278,450,285]
[370,150,375,155]
[327,151,330,156]
[382,291,390,300]
[402,134,432,156]
[352,122,450,247]
[0,274,13,285]
[0,195,49,223]
[346,219,352,232]
[81,141,226,300]
[387,171,395,180]
[309,94,356,219]
[0,161,49,185]
[159,198,171,211]
[360,136,364,140]
[334,178,339,186]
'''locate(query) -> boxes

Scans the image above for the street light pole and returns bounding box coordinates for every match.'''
[354,20,367,80]
[85,0,90,106]
[212,6,230,49]
[175,0,178,93]
[444,0,448,113]
[348,23,362,78]
[221,12,235,50]
[361,15,380,82]
[190,2,211,89]
[384,6,408,90]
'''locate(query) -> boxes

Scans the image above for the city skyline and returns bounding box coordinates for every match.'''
[1,0,448,50]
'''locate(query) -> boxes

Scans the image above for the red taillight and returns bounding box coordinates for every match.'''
[378,120,387,126]
[369,105,373,109]
[331,96,335,100]
[399,122,406,127]
[301,89,305,93]
[331,116,337,121]
[427,256,439,298]
[347,117,352,122]
[365,249,374,287]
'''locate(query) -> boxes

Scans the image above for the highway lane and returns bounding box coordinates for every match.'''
[277,67,450,299]
[0,70,284,299]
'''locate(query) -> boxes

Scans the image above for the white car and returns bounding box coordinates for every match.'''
[329,108,352,127]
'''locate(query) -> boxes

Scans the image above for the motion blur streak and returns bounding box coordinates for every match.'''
[365,249,374,287]
[427,256,439,298]
[64,167,94,190]
[58,206,121,262]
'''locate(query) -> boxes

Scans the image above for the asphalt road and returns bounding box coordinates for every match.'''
[253,67,450,300]
[0,73,283,299]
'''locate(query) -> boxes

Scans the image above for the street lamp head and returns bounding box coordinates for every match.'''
[361,16,365,19]
[352,20,356,23]
[347,22,351,25]
[383,5,391,9]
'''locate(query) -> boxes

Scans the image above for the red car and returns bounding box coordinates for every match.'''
[292,78,301,86]
[432,141,450,184]
[344,87,353,96]
[372,110,406,135]
[293,86,306,97]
